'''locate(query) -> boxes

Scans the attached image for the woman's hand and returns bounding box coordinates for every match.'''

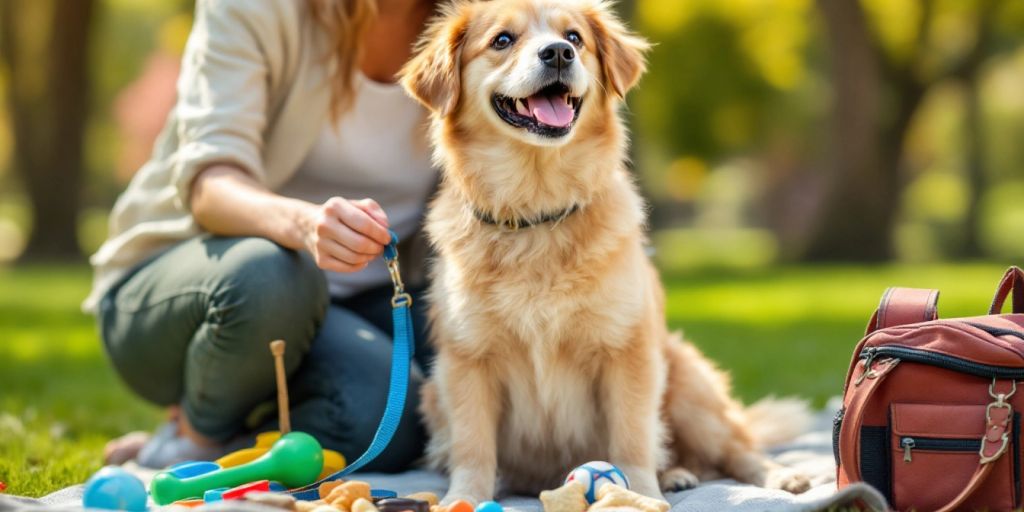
[304,197,391,273]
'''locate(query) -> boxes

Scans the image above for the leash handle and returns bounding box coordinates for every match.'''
[288,231,415,500]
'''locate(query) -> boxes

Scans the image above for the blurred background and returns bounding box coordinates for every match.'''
[1,0,1023,497]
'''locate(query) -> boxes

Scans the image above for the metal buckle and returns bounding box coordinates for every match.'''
[386,258,412,308]
[989,378,1017,402]
[981,378,1016,464]
[499,217,521,232]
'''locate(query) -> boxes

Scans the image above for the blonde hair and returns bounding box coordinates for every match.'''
[307,0,378,118]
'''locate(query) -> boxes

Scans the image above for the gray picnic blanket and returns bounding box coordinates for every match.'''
[0,400,887,511]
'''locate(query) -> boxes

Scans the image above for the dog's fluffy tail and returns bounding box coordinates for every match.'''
[743,396,813,448]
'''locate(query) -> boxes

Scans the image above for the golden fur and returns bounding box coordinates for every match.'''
[399,0,811,503]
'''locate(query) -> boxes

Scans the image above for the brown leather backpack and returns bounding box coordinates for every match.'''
[836,267,1024,512]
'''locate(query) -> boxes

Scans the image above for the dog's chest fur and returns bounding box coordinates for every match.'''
[428,212,655,490]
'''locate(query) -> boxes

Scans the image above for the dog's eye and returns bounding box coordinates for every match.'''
[566,30,583,47]
[491,32,515,50]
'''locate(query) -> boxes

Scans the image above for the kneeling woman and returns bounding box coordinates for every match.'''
[87,0,438,469]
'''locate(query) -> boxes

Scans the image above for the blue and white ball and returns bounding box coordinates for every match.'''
[564,461,630,503]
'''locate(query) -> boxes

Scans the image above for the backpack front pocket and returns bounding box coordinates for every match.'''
[890,403,1019,511]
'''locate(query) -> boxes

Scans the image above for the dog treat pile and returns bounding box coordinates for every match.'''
[234,479,667,512]
[540,482,670,512]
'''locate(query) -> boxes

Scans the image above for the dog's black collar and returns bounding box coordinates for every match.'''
[473,204,582,231]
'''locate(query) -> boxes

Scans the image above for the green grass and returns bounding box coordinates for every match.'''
[0,262,1014,497]
[0,265,161,498]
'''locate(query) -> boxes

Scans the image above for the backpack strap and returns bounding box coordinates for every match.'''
[868,287,940,333]
[934,380,1015,512]
[990,266,1024,315]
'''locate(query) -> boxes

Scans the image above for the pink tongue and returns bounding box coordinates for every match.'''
[526,94,574,128]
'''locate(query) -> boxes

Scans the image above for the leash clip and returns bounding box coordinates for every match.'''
[383,231,412,308]
[387,259,412,308]
[986,378,1015,422]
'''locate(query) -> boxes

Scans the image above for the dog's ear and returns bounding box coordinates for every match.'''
[400,3,471,117]
[586,2,650,99]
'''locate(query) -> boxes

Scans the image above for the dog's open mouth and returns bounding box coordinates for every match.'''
[492,82,582,138]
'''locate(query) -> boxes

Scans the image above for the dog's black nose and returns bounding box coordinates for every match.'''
[538,41,575,69]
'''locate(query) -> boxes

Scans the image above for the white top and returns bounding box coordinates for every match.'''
[277,72,437,298]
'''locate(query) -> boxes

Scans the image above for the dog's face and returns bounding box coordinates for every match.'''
[402,0,648,147]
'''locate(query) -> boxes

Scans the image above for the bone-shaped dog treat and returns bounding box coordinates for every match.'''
[589,485,668,512]
[324,481,372,511]
[540,482,589,512]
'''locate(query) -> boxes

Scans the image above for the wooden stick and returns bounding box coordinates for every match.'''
[269,340,291,434]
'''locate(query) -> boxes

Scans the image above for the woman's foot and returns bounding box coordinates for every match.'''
[103,406,182,465]
[103,431,151,465]
[104,406,227,469]
[135,420,226,469]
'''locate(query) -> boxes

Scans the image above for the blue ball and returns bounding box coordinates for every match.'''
[83,466,148,511]
[476,501,503,512]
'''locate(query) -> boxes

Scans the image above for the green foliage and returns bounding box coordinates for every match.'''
[632,0,824,165]
[0,262,1012,496]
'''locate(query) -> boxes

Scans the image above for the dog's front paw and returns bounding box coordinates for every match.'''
[659,467,699,493]
[763,467,811,494]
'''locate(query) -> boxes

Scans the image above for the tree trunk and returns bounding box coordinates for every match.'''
[803,0,898,261]
[1,0,95,261]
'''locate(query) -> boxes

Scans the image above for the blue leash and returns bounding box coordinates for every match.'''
[288,231,414,501]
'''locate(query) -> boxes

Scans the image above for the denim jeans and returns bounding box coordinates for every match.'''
[98,235,432,472]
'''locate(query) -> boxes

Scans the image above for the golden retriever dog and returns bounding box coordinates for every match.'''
[399,0,812,504]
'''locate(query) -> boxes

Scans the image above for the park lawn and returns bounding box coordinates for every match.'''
[0,262,1013,497]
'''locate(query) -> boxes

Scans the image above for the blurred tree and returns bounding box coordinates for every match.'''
[958,1,1003,258]
[804,0,1005,261]
[1,0,96,261]
[630,0,817,231]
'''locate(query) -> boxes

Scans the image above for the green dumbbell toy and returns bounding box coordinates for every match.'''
[149,431,324,505]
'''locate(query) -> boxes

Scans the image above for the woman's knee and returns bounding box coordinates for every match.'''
[207,237,328,355]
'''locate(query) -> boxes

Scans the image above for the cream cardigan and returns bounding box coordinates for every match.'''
[85,0,335,312]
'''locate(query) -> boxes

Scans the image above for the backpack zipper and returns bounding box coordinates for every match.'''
[832,408,844,466]
[900,436,981,462]
[859,319,1024,380]
[861,345,1024,379]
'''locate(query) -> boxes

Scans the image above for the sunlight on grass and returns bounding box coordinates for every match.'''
[0,265,161,498]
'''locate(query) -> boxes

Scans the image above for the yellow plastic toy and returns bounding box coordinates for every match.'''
[217,431,345,480]
[215,340,346,480]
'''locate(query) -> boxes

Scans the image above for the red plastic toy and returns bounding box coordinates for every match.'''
[221,480,272,501]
